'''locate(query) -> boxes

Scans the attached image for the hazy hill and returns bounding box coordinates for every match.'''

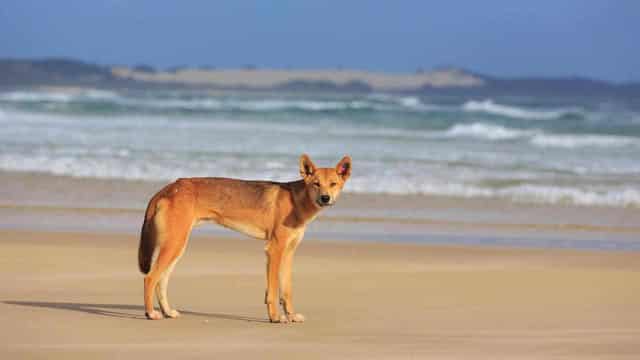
[1,57,638,97]
[0,58,114,86]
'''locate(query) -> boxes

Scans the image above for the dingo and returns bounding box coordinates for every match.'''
[138,154,351,323]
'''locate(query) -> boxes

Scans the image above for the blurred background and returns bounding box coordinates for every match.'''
[1,0,639,208]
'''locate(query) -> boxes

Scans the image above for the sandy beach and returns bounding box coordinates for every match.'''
[2,230,639,359]
[1,171,640,359]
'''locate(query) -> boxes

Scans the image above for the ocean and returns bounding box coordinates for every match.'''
[0,88,639,208]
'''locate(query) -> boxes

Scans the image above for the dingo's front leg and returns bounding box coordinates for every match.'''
[280,235,304,323]
[264,240,284,323]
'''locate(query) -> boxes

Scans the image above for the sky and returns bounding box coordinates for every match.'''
[1,1,638,82]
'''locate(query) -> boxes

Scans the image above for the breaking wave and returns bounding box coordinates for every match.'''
[0,90,438,113]
[462,99,580,120]
[441,122,639,148]
[0,89,119,102]
[444,123,533,140]
[1,89,639,208]
[530,134,637,148]
[1,152,638,208]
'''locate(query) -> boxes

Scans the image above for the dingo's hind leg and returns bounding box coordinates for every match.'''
[156,247,186,319]
[143,198,193,320]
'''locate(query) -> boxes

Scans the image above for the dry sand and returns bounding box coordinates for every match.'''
[1,229,639,359]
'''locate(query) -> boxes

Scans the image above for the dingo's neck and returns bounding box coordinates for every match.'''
[287,180,322,226]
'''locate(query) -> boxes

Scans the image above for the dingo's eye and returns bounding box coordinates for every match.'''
[313,182,321,187]
[330,182,337,187]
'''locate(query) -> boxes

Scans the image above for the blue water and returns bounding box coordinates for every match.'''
[1,89,639,207]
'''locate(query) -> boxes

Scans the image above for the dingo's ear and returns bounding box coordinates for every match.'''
[336,155,351,181]
[299,154,317,179]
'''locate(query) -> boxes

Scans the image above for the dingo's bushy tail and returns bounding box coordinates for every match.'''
[138,190,164,274]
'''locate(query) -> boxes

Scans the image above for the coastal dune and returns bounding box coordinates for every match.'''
[111,67,484,90]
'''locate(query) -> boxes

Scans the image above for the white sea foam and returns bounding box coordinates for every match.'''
[462,99,576,120]
[229,99,349,111]
[0,89,120,103]
[399,96,421,108]
[0,91,75,103]
[127,98,224,110]
[347,176,640,207]
[496,185,640,207]
[121,97,386,112]
[0,90,366,111]
[0,89,447,113]
[78,89,120,100]
[444,123,534,140]
[530,134,638,148]
[2,106,637,151]
[1,90,639,209]
[1,150,639,208]
[439,122,638,149]
[353,93,450,111]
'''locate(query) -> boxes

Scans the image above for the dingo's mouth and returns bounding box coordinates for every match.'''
[316,200,334,207]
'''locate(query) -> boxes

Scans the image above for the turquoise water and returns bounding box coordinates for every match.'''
[1,89,639,207]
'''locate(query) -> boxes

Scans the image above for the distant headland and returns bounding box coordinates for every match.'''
[1,57,638,97]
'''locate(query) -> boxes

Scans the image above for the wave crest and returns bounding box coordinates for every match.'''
[530,134,637,148]
[2,152,638,208]
[0,89,119,102]
[462,99,578,120]
[0,90,452,113]
[442,122,638,148]
[445,123,533,140]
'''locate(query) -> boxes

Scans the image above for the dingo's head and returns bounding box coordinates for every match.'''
[299,154,351,208]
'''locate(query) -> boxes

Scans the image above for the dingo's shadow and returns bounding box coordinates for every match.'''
[3,301,269,323]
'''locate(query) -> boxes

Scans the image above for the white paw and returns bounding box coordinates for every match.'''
[278,314,289,323]
[145,310,163,320]
[165,309,181,319]
[288,313,305,323]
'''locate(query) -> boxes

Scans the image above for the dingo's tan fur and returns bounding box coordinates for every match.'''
[138,154,351,323]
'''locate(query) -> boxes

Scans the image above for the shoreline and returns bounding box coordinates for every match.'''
[2,202,639,234]
[1,170,639,251]
[3,169,639,213]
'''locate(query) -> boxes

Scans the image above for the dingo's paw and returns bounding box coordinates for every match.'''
[288,313,305,323]
[165,309,181,319]
[145,310,163,320]
[269,314,286,323]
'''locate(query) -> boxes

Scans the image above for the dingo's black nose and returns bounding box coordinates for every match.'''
[320,195,331,204]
